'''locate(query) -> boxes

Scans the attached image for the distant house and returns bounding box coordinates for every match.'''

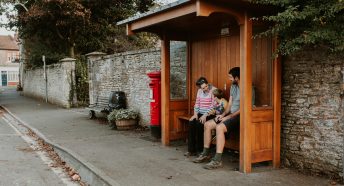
[0,35,19,87]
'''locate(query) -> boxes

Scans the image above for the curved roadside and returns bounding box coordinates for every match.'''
[2,106,120,186]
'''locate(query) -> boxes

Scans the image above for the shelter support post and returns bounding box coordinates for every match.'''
[273,40,282,168]
[161,34,171,145]
[239,12,253,173]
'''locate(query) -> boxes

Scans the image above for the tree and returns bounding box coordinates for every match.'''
[2,0,156,65]
[76,0,157,54]
[18,0,90,58]
[252,0,344,55]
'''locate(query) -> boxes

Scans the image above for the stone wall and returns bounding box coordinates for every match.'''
[88,43,187,126]
[282,47,344,179]
[88,48,161,126]
[22,58,76,108]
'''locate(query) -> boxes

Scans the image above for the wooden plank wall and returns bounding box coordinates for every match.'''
[169,100,189,140]
[189,34,272,107]
[190,34,240,103]
[251,109,273,163]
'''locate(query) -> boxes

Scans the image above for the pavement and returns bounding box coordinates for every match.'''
[0,87,340,186]
[0,115,71,186]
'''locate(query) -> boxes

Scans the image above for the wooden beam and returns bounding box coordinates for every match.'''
[196,0,244,24]
[239,12,253,173]
[129,3,196,32]
[126,24,134,36]
[273,37,281,168]
[161,34,171,145]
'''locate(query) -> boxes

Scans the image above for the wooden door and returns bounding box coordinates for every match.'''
[168,41,189,141]
[250,35,275,163]
[251,108,273,163]
[1,71,7,86]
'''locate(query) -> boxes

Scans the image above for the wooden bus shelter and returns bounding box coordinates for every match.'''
[118,0,281,173]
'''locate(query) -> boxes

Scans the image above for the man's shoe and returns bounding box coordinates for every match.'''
[193,154,211,163]
[203,160,223,169]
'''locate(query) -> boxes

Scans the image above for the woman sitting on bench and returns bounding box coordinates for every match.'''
[184,77,216,157]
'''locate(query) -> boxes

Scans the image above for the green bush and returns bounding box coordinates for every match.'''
[75,56,89,106]
[107,109,139,122]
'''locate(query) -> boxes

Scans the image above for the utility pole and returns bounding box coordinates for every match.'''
[42,55,47,103]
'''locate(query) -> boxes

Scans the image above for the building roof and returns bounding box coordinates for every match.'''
[117,0,190,25]
[117,0,264,26]
[117,0,272,36]
[0,35,19,51]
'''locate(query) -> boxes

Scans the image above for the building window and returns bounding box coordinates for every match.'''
[7,53,11,63]
[7,71,18,82]
[7,52,19,63]
[12,53,19,63]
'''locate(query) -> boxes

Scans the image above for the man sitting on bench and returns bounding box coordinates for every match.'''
[193,67,241,169]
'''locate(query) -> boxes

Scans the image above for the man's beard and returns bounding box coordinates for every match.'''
[232,80,238,85]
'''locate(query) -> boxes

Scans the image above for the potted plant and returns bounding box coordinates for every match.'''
[107,109,118,129]
[107,108,139,130]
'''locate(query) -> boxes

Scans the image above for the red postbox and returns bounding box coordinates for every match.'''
[147,71,161,138]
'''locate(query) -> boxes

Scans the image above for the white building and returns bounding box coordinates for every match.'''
[0,35,19,87]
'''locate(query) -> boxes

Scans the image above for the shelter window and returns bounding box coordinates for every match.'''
[252,27,273,107]
[170,41,187,100]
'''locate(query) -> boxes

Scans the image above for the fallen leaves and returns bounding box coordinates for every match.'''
[72,173,81,181]
[16,147,35,153]
[26,128,87,185]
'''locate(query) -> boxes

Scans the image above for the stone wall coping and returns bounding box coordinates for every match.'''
[92,48,160,62]
[25,61,71,71]
[59,58,76,62]
[85,51,106,57]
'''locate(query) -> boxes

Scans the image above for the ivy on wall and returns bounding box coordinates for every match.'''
[75,56,89,106]
[252,0,344,55]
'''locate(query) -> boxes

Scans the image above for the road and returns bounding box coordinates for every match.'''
[0,108,77,186]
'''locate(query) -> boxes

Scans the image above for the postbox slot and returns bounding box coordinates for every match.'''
[149,89,153,99]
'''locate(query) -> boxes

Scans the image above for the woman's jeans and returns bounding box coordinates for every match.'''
[188,113,215,153]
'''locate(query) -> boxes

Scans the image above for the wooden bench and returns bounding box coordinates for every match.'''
[178,115,239,151]
[86,95,111,119]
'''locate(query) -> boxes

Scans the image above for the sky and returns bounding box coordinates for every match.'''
[0,27,15,36]
[0,4,15,36]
